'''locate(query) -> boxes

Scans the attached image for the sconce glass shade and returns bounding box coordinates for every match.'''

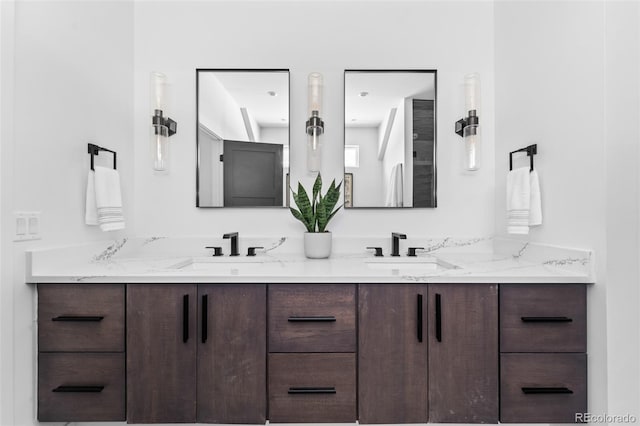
[462,73,481,172]
[463,121,481,171]
[306,72,324,172]
[308,72,323,117]
[151,72,169,172]
[464,73,480,114]
[153,124,170,171]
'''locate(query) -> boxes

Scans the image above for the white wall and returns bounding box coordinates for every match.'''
[345,127,383,207]
[603,1,640,417]
[0,1,134,424]
[495,0,639,419]
[133,0,496,237]
[199,73,248,141]
[0,3,14,423]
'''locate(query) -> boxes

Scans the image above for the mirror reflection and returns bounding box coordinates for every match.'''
[197,69,289,207]
[344,70,436,208]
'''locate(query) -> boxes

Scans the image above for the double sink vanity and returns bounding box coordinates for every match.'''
[27,235,593,424]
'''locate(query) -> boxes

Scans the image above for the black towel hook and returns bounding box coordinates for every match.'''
[88,143,117,171]
[509,144,537,172]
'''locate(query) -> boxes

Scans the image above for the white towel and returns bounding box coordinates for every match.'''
[85,166,125,231]
[506,167,531,234]
[85,171,98,225]
[529,170,542,227]
[385,163,404,207]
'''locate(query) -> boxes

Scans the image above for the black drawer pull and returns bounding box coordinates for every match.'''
[417,294,423,343]
[52,385,104,393]
[52,316,104,322]
[522,387,573,394]
[287,316,336,322]
[521,316,573,323]
[183,294,189,343]
[202,294,208,344]
[435,293,442,342]
[288,387,336,394]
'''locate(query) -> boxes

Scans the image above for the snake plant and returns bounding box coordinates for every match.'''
[290,173,342,232]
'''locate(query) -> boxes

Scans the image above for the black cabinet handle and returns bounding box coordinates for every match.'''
[183,294,189,343]
[288,387,336,394]
[417,294,423,342]
[521,316,573,323]
[435,293,442,342]
[52,316,104,322]
[52,385,104,393]
[287,316,336,322]
[202,294,208,344]
[522,387,573,394]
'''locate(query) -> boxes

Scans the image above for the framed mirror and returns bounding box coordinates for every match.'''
[344,70,437,208]
[196,69,289,207]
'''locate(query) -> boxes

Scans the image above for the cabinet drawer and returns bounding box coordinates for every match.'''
[500,353,587,423]
[268,353,356,423]
[38,284,125,352]
[269,284,356,352]
[38,352,125,422]
[500,284,586,352]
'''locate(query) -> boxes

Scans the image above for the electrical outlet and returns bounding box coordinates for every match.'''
[14,211,41,241]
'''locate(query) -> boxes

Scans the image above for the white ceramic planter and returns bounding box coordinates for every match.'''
[303,232,332,259]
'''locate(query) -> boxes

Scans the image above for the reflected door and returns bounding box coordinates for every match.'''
[222,140,283,207]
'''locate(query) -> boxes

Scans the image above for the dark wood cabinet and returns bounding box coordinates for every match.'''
[127,284,267,424]
[428,284,499,423]
[37,281,586,424]
[127,284,198,423]
[269,284,356,352]
[269,353,356,422]
[499,284,587,423]
[37,284,126,422]
[197,284,267,424]
[358,284,428,424]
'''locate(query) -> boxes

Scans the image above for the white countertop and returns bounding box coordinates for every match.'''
[26,236,595,284]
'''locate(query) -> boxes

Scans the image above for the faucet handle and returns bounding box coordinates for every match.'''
[407,247,425,257]
[205,246,223,257]
[247,246,264,257]
[366,247,384,257]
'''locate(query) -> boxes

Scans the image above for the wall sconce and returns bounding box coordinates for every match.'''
[455,73,481,171]
[306,72,324,172]
[151,72,177,172]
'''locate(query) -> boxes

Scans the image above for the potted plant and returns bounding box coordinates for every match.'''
[290,173,342,259]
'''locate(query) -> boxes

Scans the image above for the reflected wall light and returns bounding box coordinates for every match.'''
[455,73,481,171]
[151,72,177,172]
[306,72,324,172]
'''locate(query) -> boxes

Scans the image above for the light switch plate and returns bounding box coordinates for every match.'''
[14,211,41,241]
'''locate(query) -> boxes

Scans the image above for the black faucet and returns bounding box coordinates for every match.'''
[391,232,407,257]
[223,232,239,256]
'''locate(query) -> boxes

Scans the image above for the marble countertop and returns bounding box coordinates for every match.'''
[26,236,595,284]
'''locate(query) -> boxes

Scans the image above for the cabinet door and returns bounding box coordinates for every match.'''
[127,284,197,423]
[197,284,267,424]
[358,284,428,424]
[428,284,499,423]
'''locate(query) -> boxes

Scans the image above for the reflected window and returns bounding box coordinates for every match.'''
[345,145,360,168]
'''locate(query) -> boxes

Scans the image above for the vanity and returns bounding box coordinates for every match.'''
[28,237,592,424]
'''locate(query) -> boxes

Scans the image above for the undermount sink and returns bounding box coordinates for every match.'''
[365,256,456,271]
[169,257,263,272]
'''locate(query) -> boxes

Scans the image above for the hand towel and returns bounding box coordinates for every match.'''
[85,171,98,225]
[86,166,125,231]
[385,163,404,207]
[529,170,542,226]
[506,167,530,234]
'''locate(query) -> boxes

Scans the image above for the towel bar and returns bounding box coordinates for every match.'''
[509,144,537,172]
[88,143,117,171]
